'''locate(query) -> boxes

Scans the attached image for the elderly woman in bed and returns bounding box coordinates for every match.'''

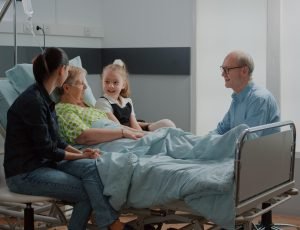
[56,66,144,145]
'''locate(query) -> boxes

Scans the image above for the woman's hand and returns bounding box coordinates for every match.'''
[122,129,144,140]
[82,148,101,159]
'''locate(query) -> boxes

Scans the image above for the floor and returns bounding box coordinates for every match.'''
[1,214,299,229]
[46,214,300,230]
[254,215,300,229]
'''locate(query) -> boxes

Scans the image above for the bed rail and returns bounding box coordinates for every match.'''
[235,121,296,215]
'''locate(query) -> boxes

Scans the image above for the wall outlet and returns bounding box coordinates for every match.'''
[34,24,42,33]
[17,23,103,37]
[33,24,50,35]
[43,24,51,35]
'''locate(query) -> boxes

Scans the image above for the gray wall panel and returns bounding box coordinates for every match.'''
[102,47,190,75]
[0,46,190,76]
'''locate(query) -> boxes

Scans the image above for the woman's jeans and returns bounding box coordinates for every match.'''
[6,158,119,230]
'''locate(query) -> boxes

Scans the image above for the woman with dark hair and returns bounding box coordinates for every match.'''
[4,47,125,230]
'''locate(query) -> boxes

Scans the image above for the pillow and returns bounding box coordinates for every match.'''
[5,56,96,106]
[5,64,34,94]
[69,55,82,67]
[82,81,96,106]
[0,79,19,129]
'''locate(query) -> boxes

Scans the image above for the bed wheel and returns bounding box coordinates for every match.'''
[144,223,163,230]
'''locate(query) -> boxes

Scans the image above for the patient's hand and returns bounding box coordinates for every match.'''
[123,129,145,140]
[83,148,101,159]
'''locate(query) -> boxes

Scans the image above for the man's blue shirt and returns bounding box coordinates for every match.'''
[216,81,280,136]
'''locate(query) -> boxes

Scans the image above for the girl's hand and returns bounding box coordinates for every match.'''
[82,148,101,159]
[123,129,144,140]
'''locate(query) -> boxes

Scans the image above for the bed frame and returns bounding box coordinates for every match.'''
[121,121,298,230]
[235,121,298,230]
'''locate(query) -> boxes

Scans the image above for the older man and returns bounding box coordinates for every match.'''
[214,50,280,136]
[216,51,281,230]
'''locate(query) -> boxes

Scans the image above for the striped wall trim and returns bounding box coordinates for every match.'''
[0,46,190,76]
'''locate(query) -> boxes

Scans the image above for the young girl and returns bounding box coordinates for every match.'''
[95,59,176,131]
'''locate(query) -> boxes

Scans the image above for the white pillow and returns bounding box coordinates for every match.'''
[5,56,96,106]
[5,63,34,94]
[69,55,82,67]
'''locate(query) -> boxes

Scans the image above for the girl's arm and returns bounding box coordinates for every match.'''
[129,114,143,131]
[75,127,144,145]
[106,111,120,123]
[128,98,143,131]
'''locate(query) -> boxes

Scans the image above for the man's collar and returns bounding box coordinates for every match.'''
[232,81,254,102]
[103,94,123,103]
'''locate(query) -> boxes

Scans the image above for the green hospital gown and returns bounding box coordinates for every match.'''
[55,103,107,144]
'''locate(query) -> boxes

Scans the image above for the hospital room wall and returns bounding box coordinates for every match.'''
[195,0,300,216]
[99,0,193,130]
[275,0,300,215]
[0,0,104,47]
[194,0,300,156]
[195,0,267,134]
[0,0,193,141]
[280,0,300,155]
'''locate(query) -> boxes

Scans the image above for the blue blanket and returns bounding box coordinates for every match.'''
[77,120,249,229]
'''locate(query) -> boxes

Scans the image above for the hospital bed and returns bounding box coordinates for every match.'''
[0,72,299,230]
[119,121,299,230]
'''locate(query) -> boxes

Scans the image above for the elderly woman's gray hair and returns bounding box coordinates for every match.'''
[58,66,87,95]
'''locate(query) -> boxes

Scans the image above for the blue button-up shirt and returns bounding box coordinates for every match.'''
[4,83,67,178]
[215,81,280,136]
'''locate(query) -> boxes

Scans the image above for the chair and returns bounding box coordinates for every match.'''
[0,152,68,230]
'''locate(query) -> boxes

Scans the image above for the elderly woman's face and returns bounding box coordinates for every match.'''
[65,72,87,100]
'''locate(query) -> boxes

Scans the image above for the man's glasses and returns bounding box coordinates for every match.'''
[220,66,244,74]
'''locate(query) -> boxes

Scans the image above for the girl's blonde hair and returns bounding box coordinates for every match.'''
[101,59,131,98]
